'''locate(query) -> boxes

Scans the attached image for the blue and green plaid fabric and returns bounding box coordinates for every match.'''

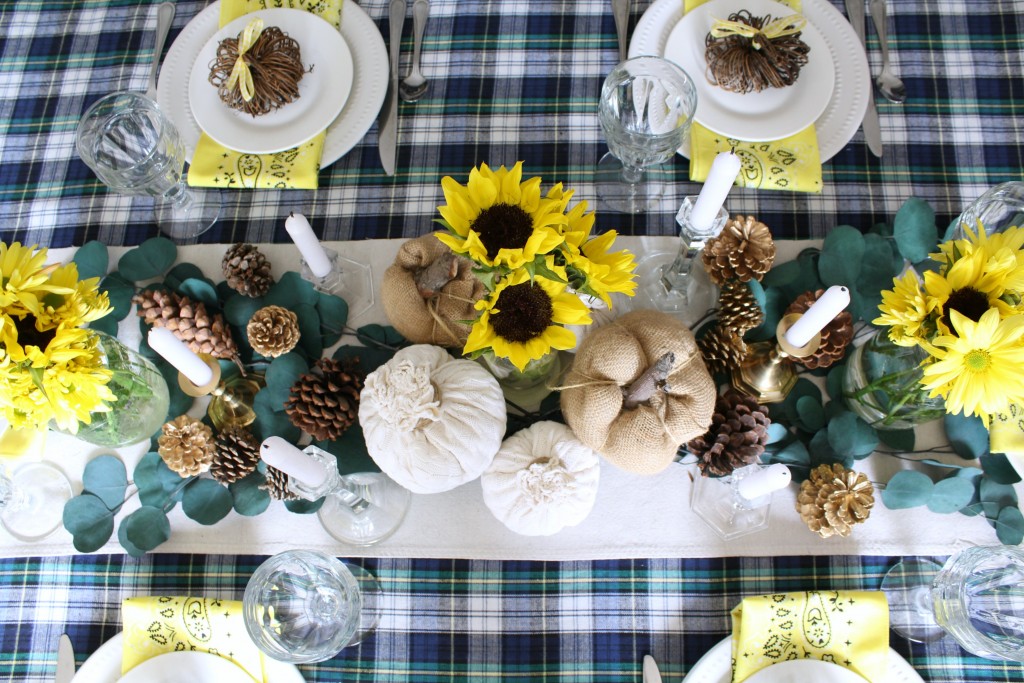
[1,0,1022,247]
[3,554,1023,682]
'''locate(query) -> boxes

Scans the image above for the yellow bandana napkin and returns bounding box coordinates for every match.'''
[731,590,889,683]
[187,0,344,189]
[122,596,266,682]
[990,404,1024,478]
[684,0,823,193]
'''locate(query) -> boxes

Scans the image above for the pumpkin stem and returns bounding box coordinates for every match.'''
[416,251,460,298]
[621,352,675,409]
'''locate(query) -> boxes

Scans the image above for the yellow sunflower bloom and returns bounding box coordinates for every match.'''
[874,269,937,346]
[0,242,74,316]
[923,249,1015,335]
[920,309,1024,425]
[36,262,111,329]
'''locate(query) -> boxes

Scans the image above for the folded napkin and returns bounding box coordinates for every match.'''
[730,590,889,683]
[684,0,823,192]
[187,0,345,189]
[990,404,1024,478]
[122,596,266,682]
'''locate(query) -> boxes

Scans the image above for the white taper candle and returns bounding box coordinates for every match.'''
[737,463,792,501]
[147,327,213,386]
[689,151,742,232]
[285,213,332,278]
[784,285,851,348]
[260,436,330,488]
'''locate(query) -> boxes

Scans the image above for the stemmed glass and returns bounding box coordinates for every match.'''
[952,181,1024,240]
[595,56,697,214]
[882,545,1024,661]
[0,462,73,542]
[76,92,220,240]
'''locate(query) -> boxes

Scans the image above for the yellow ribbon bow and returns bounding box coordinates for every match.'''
[225,17,265,102]
[710,14,807,48]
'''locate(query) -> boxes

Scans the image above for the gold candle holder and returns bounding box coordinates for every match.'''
[208,371,266,431]
[176,354,222,397]
[731,313,821,403]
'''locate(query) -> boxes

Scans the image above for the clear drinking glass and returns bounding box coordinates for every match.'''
[596,56,697,214]
[0,462,73,542]
[243,550,381,663]
[952,181,1024,240]
[76,92,220,240]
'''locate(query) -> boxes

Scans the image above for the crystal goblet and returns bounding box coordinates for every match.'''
[952,181,1024,240]
[1,462,73,542]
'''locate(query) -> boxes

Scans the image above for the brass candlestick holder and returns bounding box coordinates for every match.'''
[732,313,821,403]
[174,355,265,430]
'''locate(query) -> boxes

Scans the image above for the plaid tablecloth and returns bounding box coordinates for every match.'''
[1,0,1022,247]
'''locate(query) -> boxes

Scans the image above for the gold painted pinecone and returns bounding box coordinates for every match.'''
[797,463,874,538]
[260,465,298,501]
[785,290,854,369]
[247,305,300,358]
[697,324,747,376]
[687,391,771,476]
[210,426,260,484]
[702,215,777,285]
[718,280,764,335]
[222,243,273,297]
[285,358,363,441]
[134,289,239,360]
[158,415,215,477]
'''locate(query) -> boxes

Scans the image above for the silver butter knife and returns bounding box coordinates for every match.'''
[55,634,75,683]
[643,655,663,683]
[843,0,883,157]
[612,0,630,62]
[377,0,407,175]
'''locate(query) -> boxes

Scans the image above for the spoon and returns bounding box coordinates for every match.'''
[399,0,430,102]
[869,0,906,103]
[145,2,176,100]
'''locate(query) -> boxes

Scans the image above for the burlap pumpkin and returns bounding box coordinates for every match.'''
[560,310,717,474]
[381,233,486,348]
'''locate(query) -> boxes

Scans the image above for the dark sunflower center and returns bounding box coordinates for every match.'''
[471,203,534,259]
[490,282,554,343]
[944,287,989,328]
[11,314,55,352]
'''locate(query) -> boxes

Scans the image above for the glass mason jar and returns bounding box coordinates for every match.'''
[56,332,170,447]
[842,330,944,430]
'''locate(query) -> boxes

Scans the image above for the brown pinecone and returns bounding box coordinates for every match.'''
[260,465,298,501]
[718,280,764,335]
[134,289,240,360]
[797,463,874,538]
[284,358,363,441]
[158,415,215,477]
[697,324,747,376]
[702,215,777,285]
[785,290,854,368]
[222,243,273,297]
[210,426,260,484]
[687,391,771,476]
[247,305,300,358]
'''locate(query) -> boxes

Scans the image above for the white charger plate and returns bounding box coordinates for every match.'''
[744,659,869,683]
[158,0,387,167]
[70,633,304,683]
[188,8,354,154]
[681,637,925,683]
[630,0,869,161]
[118,651,254,683]
[662,0,835,142]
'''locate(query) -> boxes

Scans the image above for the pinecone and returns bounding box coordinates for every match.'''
[134,289,240,360]
[702,215,777,285]
[260,465,298,501]
[247,305,300,358]
[718,280,764,335]
[785,290,854,368]
[210,426,260,484]
[222,243,274,297]
[158,415,215,477]
[697,324,747,376]
[687,391,771,476]
[284,358,363,441]
[797,463,874,538]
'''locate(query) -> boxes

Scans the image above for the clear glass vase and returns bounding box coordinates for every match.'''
[56,332,170,447]
[480,350,562,408]
[842,331,945,430]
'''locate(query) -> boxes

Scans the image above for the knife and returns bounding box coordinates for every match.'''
[55,634,75,683]
[612,0,630,62]
[643,655,663,683]
[377,0,407,175]
[843,0,883,157]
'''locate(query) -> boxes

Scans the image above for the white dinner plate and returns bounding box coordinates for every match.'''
[630,0,869,161]
[744,659,869,683]
[70,632,304,683]
[158,0,387,167]
[188,8,354,154]
[662,0,835,141]
[681,637,925,683]
[118,651,254,683]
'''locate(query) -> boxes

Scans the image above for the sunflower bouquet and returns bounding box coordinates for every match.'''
[0,242,114,433]
[434,162,638,371]
[873,223,1024,425]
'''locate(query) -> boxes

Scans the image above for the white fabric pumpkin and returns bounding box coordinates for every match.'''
[481,421,601,536]
[359,344,506,494]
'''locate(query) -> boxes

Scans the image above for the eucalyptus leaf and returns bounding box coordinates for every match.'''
[153,357,193,421]
[818,226,864,287]
[881,470,934,509]
[89,315,119,337]
[264,271,317,308]
[82,455,128,510]
[809,429,851,470]
[745,287,785,343]
[229,472,272,517]
[284,497,325,514]
[747,278,766,310]
[117,237,177,281]
[356,324,407,350]
[182,478,233,525]
[945,412,989,460]
[761,259,801,288]
[294,302,323,359]
[101,273,135,321]
[178,277,219,308]
[766,439,810,469]
[117,518,146,558]
[766,423,789,445]
[780,249,825,301]
[317,293,349,347]
[63,494,115,553]
[263,352,308,406]
[317,422,380,474]
[163,263,205,292]
[333,345,396,377]
[825,363,846,402]
[996,506,1024,545]
[134,452,186,509]
[73,241,109,280]
[253,391,301,442]
[827,412,879,459]
[979,478,1018,516]
[980,453,1023,485]
[122,506,171,551]
[926,477,976,513]
[795,395,825,433]
[893,197,938,263]
[878,428,915,453]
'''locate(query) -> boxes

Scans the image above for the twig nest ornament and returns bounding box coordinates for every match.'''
[381,233,486,348]
[560,310,717,474]
[208,20,305,117]
[359,344,507,493]
[704,11,810,94]
[481,422,601,536]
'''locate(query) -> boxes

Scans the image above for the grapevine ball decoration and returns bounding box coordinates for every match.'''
[208,18,305,117]
[704,11,810,94]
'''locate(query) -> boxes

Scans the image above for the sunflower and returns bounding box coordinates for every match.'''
[435,162,567,270]
[0,242,73,317]
[35,262,111,330]
[920,309,1024,425]
[463,264,591,371]
[923,248,1017,335]
[874,269,937,347]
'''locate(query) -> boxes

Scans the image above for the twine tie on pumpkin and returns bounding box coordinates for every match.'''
[225,17,265,102]
[710,13,806,49]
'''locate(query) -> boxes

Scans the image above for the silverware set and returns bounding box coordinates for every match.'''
[378,0,431,176]
[846,0,904,157]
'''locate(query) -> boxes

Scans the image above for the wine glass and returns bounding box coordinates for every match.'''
[596,56,697,214]
[882,545,1024,661]
[76,91,220,240]
[952,181,1024,240]
[0,462,73,542]
[243,549,381,663]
